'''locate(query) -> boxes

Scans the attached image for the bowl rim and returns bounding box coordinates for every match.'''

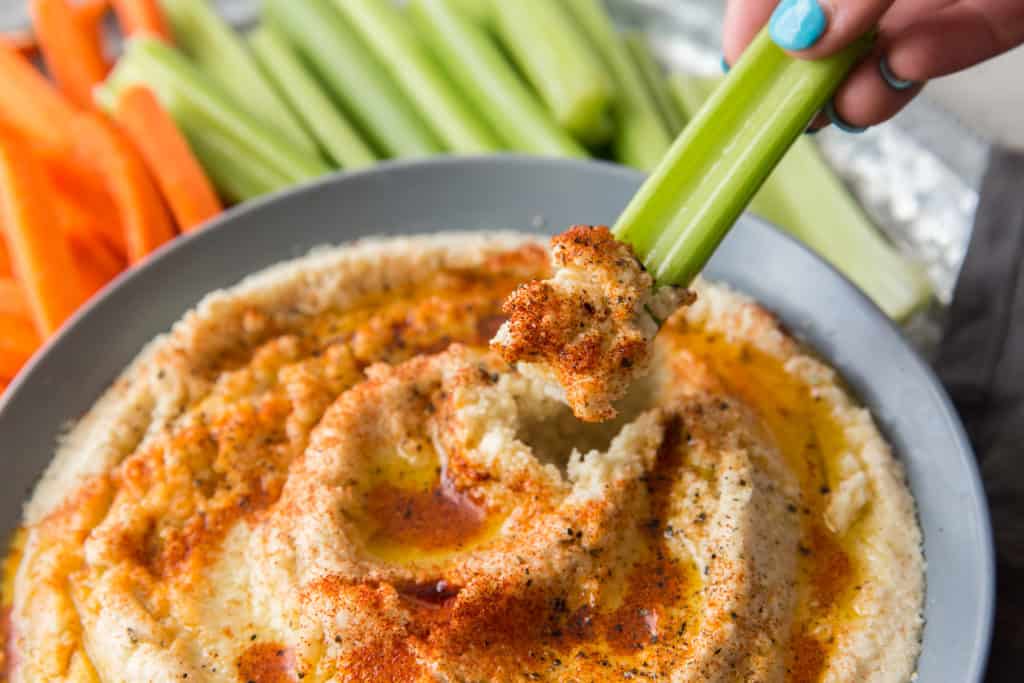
[0,154,995,680]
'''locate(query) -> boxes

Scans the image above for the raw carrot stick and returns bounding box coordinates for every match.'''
[0,278,30,317]
[74,0,112,71]
[75,0,111,26]
[72,112,176,264]
[0,237,10,277]
[113,0,172,41]
[31,0,110,108]
[0,44,78,154]
[114,85,222,231]
[0,32,38,59]
[66,224,125,282]
[0,313,41,380]
[0,138,89,336]
[71,238,121,295]
[45,159,127,256]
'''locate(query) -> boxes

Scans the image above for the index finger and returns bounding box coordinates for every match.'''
[723,0,776,65]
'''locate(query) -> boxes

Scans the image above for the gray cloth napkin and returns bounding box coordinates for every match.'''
[935,146,1024,681]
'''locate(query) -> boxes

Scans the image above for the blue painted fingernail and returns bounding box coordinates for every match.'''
[769,0,827,51]
[720,56,730,73]
[824,101,868,134]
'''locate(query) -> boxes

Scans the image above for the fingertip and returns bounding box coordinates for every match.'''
[723,0,775,64]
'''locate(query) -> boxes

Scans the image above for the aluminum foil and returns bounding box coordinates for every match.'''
[609,0,984,353]
[1,0,984,350]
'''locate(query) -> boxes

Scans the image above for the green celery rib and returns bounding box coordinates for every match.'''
[623,31,685,135]
[248,26,376,170]
[446,0,492,25]
[159,0,317,155]
[561,0,671,170]
[408,0,586,158]
[614,29,873,287]
[667,71,716,120]
[491,0,614,146]
[667,71,932,319]
[752,138,933,319]
[331,0,500,154]
[263,0,440,159]
[100,38,330,185]
[183,124,291,202]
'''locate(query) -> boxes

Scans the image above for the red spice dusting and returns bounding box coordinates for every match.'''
[604,555,686,655]
[398,579,461,610]
[236,642,297,683]
[344,636,422,683]
[787,632,827,683]
[365,476,486,552]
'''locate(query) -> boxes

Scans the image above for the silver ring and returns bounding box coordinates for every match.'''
[880,56,917,91]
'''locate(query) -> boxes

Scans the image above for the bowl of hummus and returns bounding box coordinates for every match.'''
[0,157,992,682]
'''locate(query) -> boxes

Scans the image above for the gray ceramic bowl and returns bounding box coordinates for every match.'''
[0,157,993,680]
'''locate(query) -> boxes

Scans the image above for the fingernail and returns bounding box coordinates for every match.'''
[720,56,730,73]
[824,101,868,134]
[769,0,828,51]
[803,126,821,136]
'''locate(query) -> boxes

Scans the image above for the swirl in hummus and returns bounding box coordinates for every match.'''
[0,233,922,682]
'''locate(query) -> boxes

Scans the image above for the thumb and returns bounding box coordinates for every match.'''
[770,0,896,58]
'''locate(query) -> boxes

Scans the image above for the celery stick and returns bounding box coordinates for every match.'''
[491,0,613,146]
[614,29,873,287]
[447,0,492,26]
[102,38,330,185]
[409,0,586,158]
[264,0,440,159]
[331,0,500,154]
[183,125,290,202]
[159,0,317,155]
[624,31,684,135]
[561,0,671,170]
[667,72,931,319]
[248,26,376,170]
[668,72,716,120]
[752,139,933,319]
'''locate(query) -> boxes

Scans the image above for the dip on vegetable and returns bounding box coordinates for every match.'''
[1,233,923,682]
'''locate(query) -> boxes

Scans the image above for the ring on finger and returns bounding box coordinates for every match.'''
[879,55,918,91]
[824,101,869,134]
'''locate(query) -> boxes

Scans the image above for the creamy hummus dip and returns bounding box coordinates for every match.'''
[1,233,923,682]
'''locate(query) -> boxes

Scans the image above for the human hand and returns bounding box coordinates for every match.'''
[723,0,1024,132]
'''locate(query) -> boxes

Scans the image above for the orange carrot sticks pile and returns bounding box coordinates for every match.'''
[0,138,90,337]
[114,86,222,231]
[0,278,31,318]
[72,112,177,264]
[30,0,111,108]
[0,0,217,393]
[113,0,172,42]
[0,44,78,155]
[0,32,38,59]
[0,313,40,381]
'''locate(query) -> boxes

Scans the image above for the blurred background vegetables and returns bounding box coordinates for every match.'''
[0,0,933,392]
